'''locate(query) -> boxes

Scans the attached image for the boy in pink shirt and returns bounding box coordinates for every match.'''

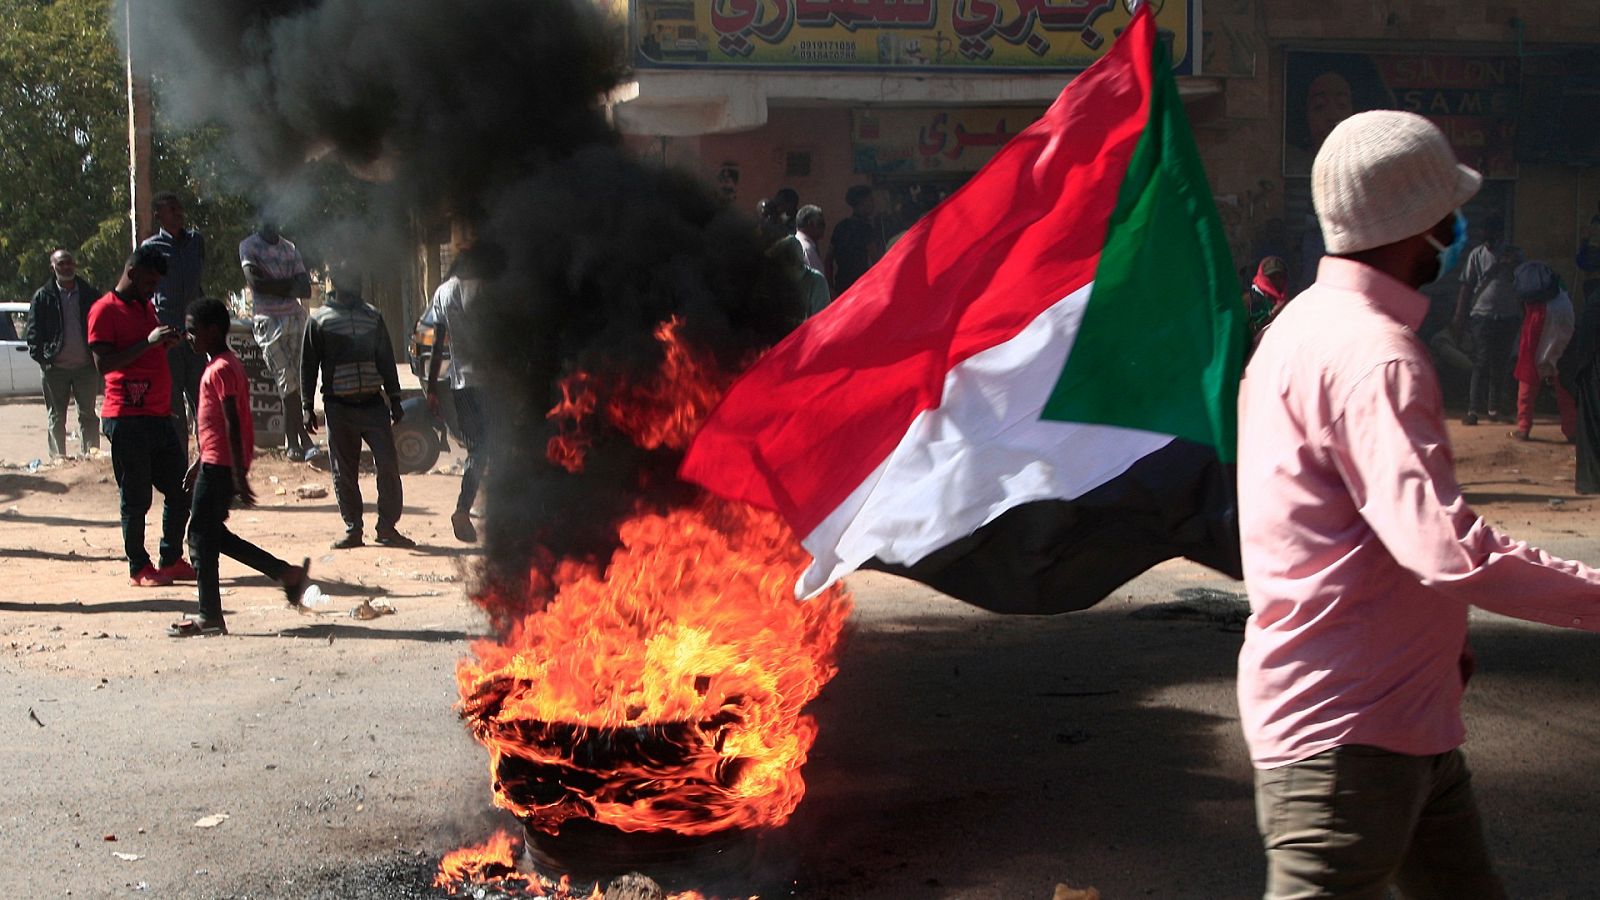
[169,298,309,637]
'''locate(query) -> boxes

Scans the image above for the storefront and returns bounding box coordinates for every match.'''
[614,0,1209,238]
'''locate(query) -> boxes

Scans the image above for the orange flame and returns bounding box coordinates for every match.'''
[435,830,528,889]
[433,830,730,898]
[459,499,851,835]
[458,315,851,848]
[546,318,729,473]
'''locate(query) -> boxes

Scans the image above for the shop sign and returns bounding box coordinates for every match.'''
[852,107,1044,174]
[633,0,1197,74]
[1285,51,1519,180]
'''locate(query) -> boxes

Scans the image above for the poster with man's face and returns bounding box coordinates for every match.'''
[1285,51,1519,179]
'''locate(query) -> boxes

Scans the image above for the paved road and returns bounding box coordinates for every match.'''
[1,392,1597,899]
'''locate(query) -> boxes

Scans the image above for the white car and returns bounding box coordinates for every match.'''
[0,302,43,396]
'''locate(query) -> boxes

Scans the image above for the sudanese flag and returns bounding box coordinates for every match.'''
[681,7,1247,614]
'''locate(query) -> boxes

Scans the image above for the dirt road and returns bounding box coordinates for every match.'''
[2,394,1597,899]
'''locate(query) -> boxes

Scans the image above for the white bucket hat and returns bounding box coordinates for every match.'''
[1312,110,1482,255]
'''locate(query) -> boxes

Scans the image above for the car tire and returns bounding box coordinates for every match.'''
[393,420,441,474]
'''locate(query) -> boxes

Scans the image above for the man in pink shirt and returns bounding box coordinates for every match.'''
[1239,110,1600,898]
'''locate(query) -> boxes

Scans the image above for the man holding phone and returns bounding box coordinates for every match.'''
[89,245,193,587]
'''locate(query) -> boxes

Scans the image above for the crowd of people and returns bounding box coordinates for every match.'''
[1242,204,1600,483]
[752,183,894,319]
[20,193,493,635]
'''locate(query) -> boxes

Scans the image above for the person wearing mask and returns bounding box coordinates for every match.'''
[301,265,412,550]
[26,249,101,459]
[1239,110,1600,899]
[140,191,207,453]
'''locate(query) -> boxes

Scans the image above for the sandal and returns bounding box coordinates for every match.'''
[282,557,313,608]
[168,618,227,637]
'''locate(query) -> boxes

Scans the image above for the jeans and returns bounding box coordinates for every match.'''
[103,416,189,575]
[187,463,288,624]
[167,343,205,458]
[1256,746,1507,900]
[1468,315,1520,418]
[40,363,101,458]
[325,397,403,535]
[453,386,486,515]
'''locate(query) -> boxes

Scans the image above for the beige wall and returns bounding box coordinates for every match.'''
[699,108,861,222]
[628,108,864,224]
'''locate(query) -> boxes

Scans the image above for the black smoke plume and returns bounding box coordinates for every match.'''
[124,0,802,619]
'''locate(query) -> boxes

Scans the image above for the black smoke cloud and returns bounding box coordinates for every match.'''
[125,0,801,615]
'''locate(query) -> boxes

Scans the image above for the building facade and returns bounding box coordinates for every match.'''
[611,0,1600,310]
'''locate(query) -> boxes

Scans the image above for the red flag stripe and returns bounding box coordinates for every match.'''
[681,11,1157,537]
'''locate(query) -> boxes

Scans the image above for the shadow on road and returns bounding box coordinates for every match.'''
[0,597,195,614]
[1,511,118,529]
[1461,490,1585,506]
[0,547,122,563]
[265,622,475,643]
[0,473,71,504]
[768,593,1260,899]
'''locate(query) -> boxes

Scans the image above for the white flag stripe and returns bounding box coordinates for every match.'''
[797,282,1177,597]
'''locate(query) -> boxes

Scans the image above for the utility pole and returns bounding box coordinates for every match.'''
[124,0,153,247]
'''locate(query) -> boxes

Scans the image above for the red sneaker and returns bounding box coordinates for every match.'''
[130,565,174,588]
[159,559,198,582]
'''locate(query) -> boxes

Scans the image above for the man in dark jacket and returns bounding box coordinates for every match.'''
[301,268,413,550]
[140,191,207,454]
[25,249,102,459]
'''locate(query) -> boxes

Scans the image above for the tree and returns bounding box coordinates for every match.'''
[0,0,129,295]
[0,0,261,302]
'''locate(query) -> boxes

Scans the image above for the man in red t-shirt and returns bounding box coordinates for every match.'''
[168,298,309,636]
[88,246,192,587]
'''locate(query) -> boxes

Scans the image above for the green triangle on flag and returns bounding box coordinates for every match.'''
[1040,41,1247,463]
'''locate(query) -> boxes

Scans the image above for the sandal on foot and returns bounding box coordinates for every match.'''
[282,558,312,608]
[168,618,227,638]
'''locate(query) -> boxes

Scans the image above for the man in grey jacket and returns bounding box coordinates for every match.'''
[301,268,413,550]
[25,249,102,459]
